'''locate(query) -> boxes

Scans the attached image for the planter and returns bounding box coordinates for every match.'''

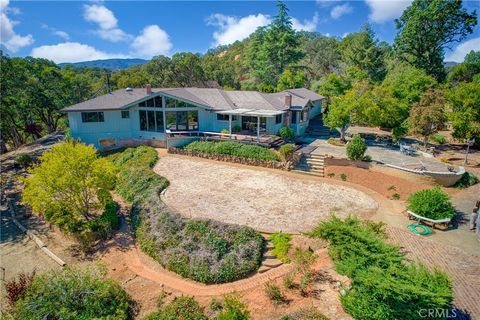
[168,147,291,170]
[407,210,452,230]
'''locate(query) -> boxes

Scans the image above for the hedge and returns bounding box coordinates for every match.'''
[309,216,453,320]
[184,141,280,161]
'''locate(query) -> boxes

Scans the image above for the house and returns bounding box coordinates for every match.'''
[61,86,324,150]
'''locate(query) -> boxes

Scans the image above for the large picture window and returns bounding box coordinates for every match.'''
[165,97,196,108]
[165,111,198,131]
[139,110,164,132]
[81,112,104,123]
[139,96,163,108]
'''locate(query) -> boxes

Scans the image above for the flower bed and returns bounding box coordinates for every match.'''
[109,146,265,284]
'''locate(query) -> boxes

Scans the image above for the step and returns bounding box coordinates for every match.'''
[258,265,272,273]
[262,258,283,268]
[264,252,277,259]
[296,165,324,172]
[266,242,274,250]
[305,159,324,164]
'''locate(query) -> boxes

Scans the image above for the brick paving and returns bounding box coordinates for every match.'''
[386,226,480,319]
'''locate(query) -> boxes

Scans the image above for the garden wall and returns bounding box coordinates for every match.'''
[168,147,297,170]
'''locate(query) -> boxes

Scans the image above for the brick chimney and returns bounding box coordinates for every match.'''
[146,84,152,95]
[284,93,292,108]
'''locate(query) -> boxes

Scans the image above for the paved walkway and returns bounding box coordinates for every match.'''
[387,225,480,318]
[311,140,450,172]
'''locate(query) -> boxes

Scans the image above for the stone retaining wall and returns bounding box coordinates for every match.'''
[168,147,296,170]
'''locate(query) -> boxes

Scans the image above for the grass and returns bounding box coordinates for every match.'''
[184,141,280,161]
[327,138,346,147]
[269,232,292,263]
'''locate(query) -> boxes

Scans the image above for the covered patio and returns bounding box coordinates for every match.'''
[216,109,284,139]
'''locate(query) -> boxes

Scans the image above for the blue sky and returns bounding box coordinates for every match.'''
[1,0,479,63]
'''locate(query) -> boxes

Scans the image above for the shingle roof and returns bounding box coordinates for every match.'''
[61,87,324,112]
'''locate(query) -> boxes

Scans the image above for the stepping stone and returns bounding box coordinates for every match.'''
[266,243,274,250]
[262,257,283,268]
[264,251,276,259]
[258,265,271,273]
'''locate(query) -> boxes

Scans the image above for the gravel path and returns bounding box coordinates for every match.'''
[154,155,378,233]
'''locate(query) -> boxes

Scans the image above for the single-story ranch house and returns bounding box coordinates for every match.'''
[62,86,324,150]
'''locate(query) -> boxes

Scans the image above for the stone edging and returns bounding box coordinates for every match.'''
[7,200,66,267]
[168,147,295,170]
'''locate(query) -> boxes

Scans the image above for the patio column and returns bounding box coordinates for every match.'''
[257,116,260,141]
[228,114,232,135]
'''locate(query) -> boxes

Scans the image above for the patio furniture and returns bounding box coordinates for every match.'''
[407,210,451,230]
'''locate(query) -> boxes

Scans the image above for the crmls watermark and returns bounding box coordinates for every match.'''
[418,308,458,318]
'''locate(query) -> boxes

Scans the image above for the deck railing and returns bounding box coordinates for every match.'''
[165,130,278,147]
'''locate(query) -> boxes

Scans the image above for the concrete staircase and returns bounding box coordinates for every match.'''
[291,153,325,177]
[258,240,284,273]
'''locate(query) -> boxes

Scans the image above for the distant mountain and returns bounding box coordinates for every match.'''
[444,61,459,68]
[59,58,149,71]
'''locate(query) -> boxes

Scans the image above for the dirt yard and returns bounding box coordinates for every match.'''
[154,155,378,233]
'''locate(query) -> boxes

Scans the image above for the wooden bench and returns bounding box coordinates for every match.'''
[407,210,451,230]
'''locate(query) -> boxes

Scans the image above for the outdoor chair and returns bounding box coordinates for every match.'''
[400,143,415,156]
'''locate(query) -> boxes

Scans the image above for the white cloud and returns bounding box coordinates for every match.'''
[131,25,172,58]
[0,0,34,52]
[208,13,271,46]
[330,3,353,19]
[30,42,129,63]
[292,13,319,32]
[83,4,130,42]
[445,38,480,63]
[54,30,70,40]
[365,0,412,23]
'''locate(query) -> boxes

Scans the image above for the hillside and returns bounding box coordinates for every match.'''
[59,58,148,71]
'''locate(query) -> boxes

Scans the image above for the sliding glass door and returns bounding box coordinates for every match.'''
[165,111,198,131]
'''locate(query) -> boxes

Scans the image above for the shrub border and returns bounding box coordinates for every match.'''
[168,147,300,170]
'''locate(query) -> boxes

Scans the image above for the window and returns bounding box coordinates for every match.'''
[290,111,297,124]
[139,110,164,132]
[275,114,282,124]
[154,96,163,108]
[146,98,154,108]
[139,101,146,107]
[165,111,198,131]
[166,97,176,108]
[217,114,237,121]
[121,111,130,119]
[300,111,304,123]
[165,97,196,108]
[81,112,104,123]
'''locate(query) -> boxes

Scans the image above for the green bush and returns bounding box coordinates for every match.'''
[221,129,230,134]
[15,154,33,168]
[454,172,479,189]
[279,127,295,140]
[346,134,367,160]
[431,133,446,144]
[12,264,132,320]
[185,141,280,161]
[281,307,329,320]
[144,296,207,320]
[264,282,285,305]
[309,216,453,320]
[100,199,119,230]
[107,146,168,202]
[216,294,250,320]
[136,195,264,284]
[279,144,295,160]
[407,187,455,220]
[269,232,292,263]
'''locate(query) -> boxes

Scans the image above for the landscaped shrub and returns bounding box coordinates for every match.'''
[269,232,292,263]
[108,146,169,202]
[15,154,33,168]
[454,172,479,189]
[280,307,329,320]
[144,296,207,320]
[264,282,285,305]
[11,264,132,320]
[215,294,250,320]
[346,134,367,160]
[136,193,264,284]
[4,271,36,309]
[431,133,446,144]
[327,138,345,147]
[279,144,296,160]
[279,127,295,140]
[221,129,230,134]
[185,141,280,161]
[407,187,455,220]
[309,216,453,320]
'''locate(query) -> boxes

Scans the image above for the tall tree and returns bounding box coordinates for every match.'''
[446,81,480,143]
[394,0,477,82]
[301,34,341,83]
[408,88,447,147]
[341,24,390,82]
[447,50,480,83]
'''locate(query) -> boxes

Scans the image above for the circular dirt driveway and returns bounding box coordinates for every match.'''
[155,156,378,233]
